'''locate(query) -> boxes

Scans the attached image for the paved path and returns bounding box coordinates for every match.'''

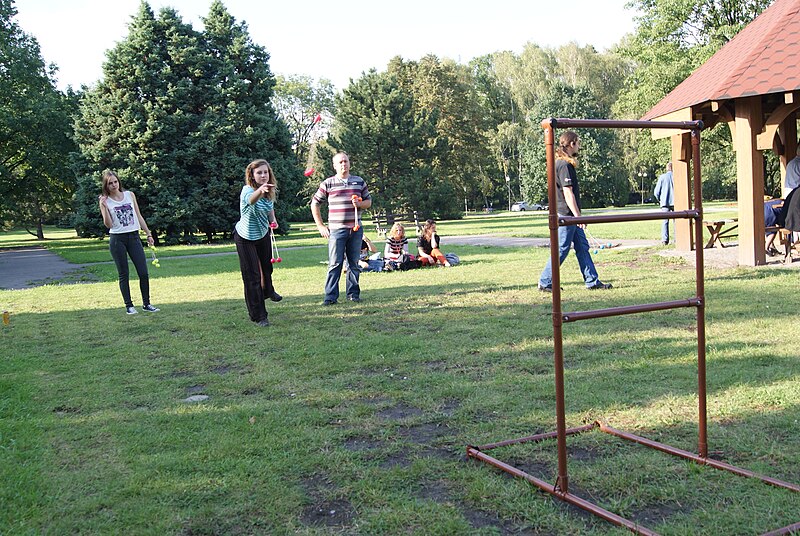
[0,247,91,290]
[445,234,660,249]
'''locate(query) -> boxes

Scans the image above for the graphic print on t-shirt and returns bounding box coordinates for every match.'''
[114,203,135,227]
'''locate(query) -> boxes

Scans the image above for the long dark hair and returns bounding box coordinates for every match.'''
[421,219,436,241]
[556,131,579,167]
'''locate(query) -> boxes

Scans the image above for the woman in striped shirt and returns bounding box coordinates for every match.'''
[233,159,282,327]
[384,223,409,263]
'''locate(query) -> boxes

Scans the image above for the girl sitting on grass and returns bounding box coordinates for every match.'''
[417,219,451,267]
[384,223,409,265]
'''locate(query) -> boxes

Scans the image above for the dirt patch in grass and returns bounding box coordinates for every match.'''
[186,384,206,395]
[399,422,450,444]
[417,479,520,533]
[568,445,602,462]
[377,402,424,420]
[300,498,355,528]
[378,452,411,468]
[53,404,81,415]
[629,502,684,526]
[460,507,520,534]
[418,478,451,501]
[503,458,555,481]
[299,474,355,529]
[425,360,448,370]
[439,399,461,416]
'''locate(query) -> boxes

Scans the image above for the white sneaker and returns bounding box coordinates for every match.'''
[126,306,138,315]
[142,304,160,312]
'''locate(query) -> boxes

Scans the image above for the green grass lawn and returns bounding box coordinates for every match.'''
[1,211,797,534]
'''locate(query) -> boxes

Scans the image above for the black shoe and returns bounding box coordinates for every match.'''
[662,241,669,246]
[587,282,613,290]
[348,297,361,303]
[321,299,337,306]
[766,247,779,257]
[269,291,283,302]
[538,285,552,293]
[255,319,270,327]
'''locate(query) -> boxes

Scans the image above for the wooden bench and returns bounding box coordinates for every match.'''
[371,210,423,238]
[703,218,738,248]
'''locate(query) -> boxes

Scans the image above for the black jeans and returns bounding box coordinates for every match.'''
[233,230,275,322]
[109,231,150,308]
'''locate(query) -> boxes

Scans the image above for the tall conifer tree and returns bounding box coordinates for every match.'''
[73,1,295,241]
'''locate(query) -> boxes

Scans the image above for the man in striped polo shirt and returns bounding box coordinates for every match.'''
[311,152,372,305]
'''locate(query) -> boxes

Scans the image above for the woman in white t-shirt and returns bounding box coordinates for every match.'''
[98,170,159,315]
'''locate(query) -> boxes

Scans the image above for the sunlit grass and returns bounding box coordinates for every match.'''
[1,226,798,534]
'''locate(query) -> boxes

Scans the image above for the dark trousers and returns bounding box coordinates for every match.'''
[109,231,150,308]
[234,230,275,322]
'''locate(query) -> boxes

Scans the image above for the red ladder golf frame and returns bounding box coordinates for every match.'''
[466,118,800,535]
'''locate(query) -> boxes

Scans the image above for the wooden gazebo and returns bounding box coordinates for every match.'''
[642,0,800,266]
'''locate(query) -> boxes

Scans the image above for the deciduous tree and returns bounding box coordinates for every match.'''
[328,69,458,217]
[521,83,627,208]
[0,0,77,237]
[613,0,772,197]
[272,75,334,168]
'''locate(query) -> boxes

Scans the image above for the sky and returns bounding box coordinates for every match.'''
[15,0,640,92]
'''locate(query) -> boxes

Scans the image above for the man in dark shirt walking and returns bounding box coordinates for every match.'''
[537,131,612,292]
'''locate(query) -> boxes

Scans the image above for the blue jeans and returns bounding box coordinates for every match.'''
[538,224,600,289]
[324,227,363,302]
[661,206,673,244]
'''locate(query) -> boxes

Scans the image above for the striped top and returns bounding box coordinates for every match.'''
[235,185,274,240]
[385,236,408,260]
[312,175,371,230]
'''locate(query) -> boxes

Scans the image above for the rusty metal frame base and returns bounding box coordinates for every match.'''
[467,421,800,536]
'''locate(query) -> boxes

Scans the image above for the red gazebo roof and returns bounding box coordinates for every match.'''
[643,0,800,120]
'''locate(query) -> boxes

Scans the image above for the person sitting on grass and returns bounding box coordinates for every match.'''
[417,219,451,267]
[359,236,378,269]
[384,223,409,267]
[345,235,380,273]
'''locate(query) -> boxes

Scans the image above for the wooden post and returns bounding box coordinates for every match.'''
[672,132,693,251]
[780,112,797,195]
[734,96,765,266]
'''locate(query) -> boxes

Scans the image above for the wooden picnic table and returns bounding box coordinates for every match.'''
[703,218,738,248]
